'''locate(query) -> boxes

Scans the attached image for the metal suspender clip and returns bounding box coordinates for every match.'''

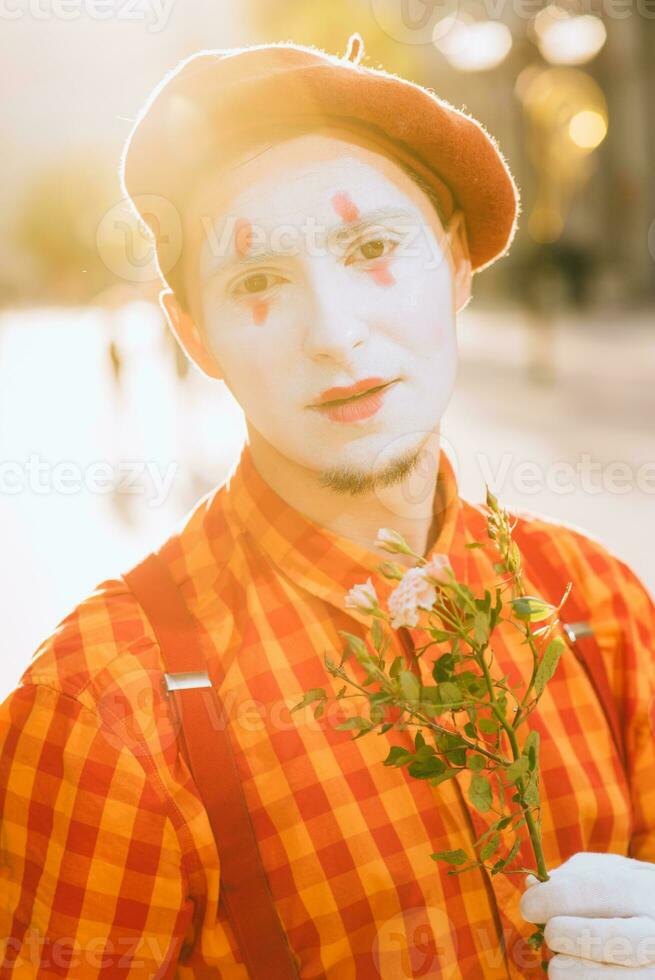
[562,620,594,643]
[162,670,212,695]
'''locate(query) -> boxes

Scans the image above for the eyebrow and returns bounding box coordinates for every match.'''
[203,206,416,281]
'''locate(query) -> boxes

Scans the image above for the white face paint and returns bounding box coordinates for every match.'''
[182,131,460,479]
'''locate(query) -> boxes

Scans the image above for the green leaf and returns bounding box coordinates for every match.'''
[534,636,566,696]
[491,838,521,875]
[490,591,503,631]
[468,774,493,813]
[474,819,505,847]
[432,653,455,683]
[523,776,541,807]
[523,730,541,772]
[389,656,402,679]
[437,731,466,752]
[465,541,485,550]
[480,833,501,862]
[505,756,530,784]
[336,717,370,731]
[511,596,556,623]
[438,681,463,706]
[458,671,483,693]
[291,688,326,713]
[473,611,490,647]
[419,702,443,718]
[430,629,455,643]
[370,703,386,724]
[444,746,467,767]
[371,618,384,653]
[429,768,459,786]
[399,670,421,702]
[467,754,486,771]
[527,928,545,950]
[431,848,469,866]
[384,746,412,767]
[479,716,500,734]
[337,631,371,663]
[408,756,447,779]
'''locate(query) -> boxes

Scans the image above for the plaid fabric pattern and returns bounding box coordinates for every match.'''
[2,442,654,978]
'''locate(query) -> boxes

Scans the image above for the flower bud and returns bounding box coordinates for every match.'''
[344,577,379,613]
[374,528,413,555]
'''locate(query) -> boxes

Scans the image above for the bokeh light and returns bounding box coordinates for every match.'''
[569,110,608,150]
[433,15,513,72]
[534,8,607,66]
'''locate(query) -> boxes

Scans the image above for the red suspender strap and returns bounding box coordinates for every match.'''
[122,552,299,980]
[512,522,627,773]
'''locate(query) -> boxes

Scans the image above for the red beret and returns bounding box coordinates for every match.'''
[120,32,520,275]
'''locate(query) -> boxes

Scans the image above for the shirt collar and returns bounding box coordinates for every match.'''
[222,441,468,624]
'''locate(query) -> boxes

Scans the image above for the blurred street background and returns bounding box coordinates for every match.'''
[0,0,653,698]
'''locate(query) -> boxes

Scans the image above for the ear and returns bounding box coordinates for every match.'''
[445,211,473,314]
[159,289,224,380]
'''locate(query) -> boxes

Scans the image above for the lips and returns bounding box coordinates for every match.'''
[312,376,393,408]
[310,377,399,423]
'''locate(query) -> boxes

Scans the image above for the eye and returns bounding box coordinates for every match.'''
[347,233,401,266]
[231,271,286,297]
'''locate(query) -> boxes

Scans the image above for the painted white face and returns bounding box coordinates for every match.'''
[183,131,460,478]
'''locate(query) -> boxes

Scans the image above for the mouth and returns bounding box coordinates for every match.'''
[309,378,400,423]
[310,377,399,410]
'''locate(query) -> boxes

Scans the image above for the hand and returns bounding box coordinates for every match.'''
[520,852,655,977]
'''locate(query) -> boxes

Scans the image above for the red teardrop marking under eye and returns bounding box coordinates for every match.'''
[331,191,360,224]
[369,259,395,288]
[234,217,253,256]
[251,299,270,326]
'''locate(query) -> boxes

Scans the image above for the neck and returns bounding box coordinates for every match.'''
[246,426,443,567]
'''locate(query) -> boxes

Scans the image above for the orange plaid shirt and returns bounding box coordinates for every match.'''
[2,442,654,979]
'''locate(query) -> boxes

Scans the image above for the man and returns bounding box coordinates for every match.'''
[1,33,654,980]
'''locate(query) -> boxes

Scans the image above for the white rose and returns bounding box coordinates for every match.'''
[388,567,437,629]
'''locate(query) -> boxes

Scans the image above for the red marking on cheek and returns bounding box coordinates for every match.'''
[251,299,270,325]
[234,218,253,256]
[331,192,360,223]
[368,260,395,287]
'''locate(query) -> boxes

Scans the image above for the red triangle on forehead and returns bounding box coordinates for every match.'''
[331,192,360,223]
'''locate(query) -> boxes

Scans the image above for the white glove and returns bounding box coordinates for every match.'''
[519,851,655,978]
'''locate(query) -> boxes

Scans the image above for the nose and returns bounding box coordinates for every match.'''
[301,264,370,364]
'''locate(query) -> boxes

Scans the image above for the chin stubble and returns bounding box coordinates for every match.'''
[317,446,424,496]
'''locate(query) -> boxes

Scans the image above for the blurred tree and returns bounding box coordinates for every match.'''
[13,152,123,306]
